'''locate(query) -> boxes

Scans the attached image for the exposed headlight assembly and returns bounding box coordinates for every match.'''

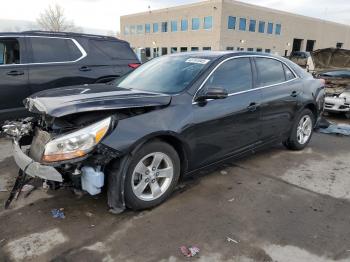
[42,117,111,163]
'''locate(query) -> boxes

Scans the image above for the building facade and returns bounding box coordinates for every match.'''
[120,0,350,58]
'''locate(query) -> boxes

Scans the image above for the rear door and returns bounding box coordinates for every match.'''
[189,57,262,169]
[0,37,30,120]
[254,57,300,141]
[27,36,93,94]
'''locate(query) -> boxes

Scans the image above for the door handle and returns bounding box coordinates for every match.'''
[291,91,299,97]
[247,102,259,112]
[7,70,24,76]
[79,66,91,72]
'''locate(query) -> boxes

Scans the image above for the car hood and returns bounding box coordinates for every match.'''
[24,84,172,118]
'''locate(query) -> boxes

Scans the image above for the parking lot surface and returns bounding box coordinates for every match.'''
[1,123,350,261]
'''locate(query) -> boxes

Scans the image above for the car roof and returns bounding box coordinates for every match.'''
[168,51,284,60]
[0,30,126,43]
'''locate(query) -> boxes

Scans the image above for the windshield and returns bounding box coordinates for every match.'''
[115,55,212,94]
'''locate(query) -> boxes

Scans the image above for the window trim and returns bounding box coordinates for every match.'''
[193,55,298,104]
[0,35,86,66]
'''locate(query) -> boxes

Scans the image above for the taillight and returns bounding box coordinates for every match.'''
[128,63,141,69]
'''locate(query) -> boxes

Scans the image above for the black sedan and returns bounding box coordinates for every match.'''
[6,52,325,212]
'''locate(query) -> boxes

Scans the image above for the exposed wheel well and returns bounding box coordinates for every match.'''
[304,103,318,121]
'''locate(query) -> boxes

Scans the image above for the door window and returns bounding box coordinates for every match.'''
[203,58,253,94]
[255,57,286,87]
[30,37,82,63]
[0,38,20,65]
[283,64,296,80]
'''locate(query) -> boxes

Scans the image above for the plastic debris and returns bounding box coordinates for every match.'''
[51,208,65,219]
[220,170,228,175]
[228,197,235,202]
[317,123,350,136]
[180,245,200,257]
[226,236,239,244]
[21,184,36,198]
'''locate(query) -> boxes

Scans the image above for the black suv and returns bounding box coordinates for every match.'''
[0,31,140,121]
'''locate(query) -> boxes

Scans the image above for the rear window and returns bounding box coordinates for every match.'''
[30,37,82,63]
[255,58,286,87]
[0,38,20,64]
[89,40,137,60]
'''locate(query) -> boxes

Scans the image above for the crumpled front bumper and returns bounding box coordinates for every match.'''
[13,140,63,182]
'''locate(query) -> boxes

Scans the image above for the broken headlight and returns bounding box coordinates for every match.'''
[42,117,111,162]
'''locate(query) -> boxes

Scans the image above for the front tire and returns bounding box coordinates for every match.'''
[124,141,180,210]
[284,109,315,150]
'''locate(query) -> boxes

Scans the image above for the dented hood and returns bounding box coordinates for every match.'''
[24,84,172,118]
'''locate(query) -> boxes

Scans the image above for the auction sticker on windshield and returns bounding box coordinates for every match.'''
[185,58,210,64]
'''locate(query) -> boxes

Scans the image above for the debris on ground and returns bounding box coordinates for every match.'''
[180,245,200,257]
[85,212,93,217]
[21,184,36,198]
[51,208,65,219]
[318,123,350,136]
[220,170,228,175]
[226,236,239,244]
[228,197,235,202]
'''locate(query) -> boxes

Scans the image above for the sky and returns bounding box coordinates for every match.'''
[1,0,349,33]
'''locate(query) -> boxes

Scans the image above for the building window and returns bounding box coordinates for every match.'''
[203,47,211,51]
[181,19,188,31]
[267,22,273,34]
[239,18,246,31]
[275,24,281,35]
[265,49,271,53]
[336,42,343,48]
[171,47,178,53]
[256,48,263,52]
[191,47,199,51]
[249,20,256,32]
[171,21,178,32]
[124,26,130,35]
[247,48,254,51]
[192,18,200,30]
[153,23,159,33]
[228,16,236,29]
[136,25,143,34]
[145,48,151,57]
[161,22,168,32]
[204,16,213,30]
[130,25,136,34]
[180,47,188,52]
[306,40,316,52]
[258,21,265,33]
[153,47,159,57]
[162,47,168,55]
[145,24,151,33]
[226,47,234,50]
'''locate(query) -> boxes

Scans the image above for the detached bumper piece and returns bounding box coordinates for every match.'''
[13,140,63,182]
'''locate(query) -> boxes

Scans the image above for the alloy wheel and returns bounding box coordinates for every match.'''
[296,115,312,145]
[131,152,174,201]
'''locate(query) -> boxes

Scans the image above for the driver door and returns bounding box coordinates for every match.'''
[188,57,262,169]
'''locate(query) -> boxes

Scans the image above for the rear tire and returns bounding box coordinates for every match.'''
[124,141,180,210]
[284,109,315,150]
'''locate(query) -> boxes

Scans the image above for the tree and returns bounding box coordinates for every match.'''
[37,4,79,32]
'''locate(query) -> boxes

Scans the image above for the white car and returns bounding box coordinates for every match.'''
[325,91,350,114]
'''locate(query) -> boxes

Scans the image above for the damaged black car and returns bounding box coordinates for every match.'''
[4,52,325,213]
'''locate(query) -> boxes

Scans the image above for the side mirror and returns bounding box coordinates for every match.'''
[196,87,228,102]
